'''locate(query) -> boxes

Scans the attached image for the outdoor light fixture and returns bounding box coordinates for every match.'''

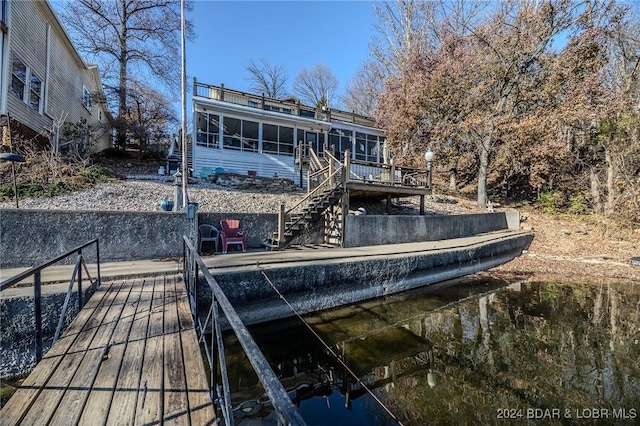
[1,152,26,208]
[424,147,434,163]
[424,147,434,189]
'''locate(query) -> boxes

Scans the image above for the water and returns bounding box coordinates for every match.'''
[223,277,640,425]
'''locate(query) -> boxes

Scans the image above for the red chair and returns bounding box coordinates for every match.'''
[220,219,248,253]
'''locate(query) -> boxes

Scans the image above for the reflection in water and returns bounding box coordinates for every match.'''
[223,277,640,425]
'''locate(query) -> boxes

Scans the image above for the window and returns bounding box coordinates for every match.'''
[279,126,294,155]
[29,72,42,112]
[355,132,366,161]
[196,112,219,149]
[263,124,278,154]
[223,117,241,149]
[82,86,92,110]
[366,134,379,162]
[248,100,259,108]
[10,55,26,101]
[242,120,259,152]
[222,117,259,152]
[1,0,9,33]
[263,124,294,156]
[329,128,353,160]
[10,55,43,113]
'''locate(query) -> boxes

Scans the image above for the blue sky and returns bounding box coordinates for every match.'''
[188,1,379,103]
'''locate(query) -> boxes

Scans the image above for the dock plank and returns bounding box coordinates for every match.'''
[105,278,154,425]
[1,275,216,426]
[0,283,114,426]
[79,279,144,424]
[176,277,217,425]
[134,277,166,425]
[48,282,132,425]
[19,282,124,425]
[163,275,190,425]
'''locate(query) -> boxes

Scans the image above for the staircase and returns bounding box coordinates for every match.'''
[273,146,346,250]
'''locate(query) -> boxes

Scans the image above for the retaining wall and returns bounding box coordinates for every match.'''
[344,211,520,247]
[0,210,278,268]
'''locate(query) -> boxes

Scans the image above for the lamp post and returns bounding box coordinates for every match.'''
[173,170,183,211]
[424,147,434,190]
[0,152,26,208]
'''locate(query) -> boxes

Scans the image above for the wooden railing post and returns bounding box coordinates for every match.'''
[344,150,351,184]
[391,161,396,185]
[278,202,286,244]
[329,157,334,187]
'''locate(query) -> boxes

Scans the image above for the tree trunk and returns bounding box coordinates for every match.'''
[449,168,457,192]
[590,167,602,214]
[605,147,615,216]
[477,132,492,208]
[117,0,128,148]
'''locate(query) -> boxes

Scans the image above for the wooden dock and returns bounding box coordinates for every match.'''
[0,275,216,425]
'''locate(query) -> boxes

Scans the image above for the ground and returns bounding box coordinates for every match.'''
[491,209,640,283]
[385,193,640,283]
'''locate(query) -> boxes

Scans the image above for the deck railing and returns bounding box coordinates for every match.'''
[193,79,377,126]
[182,236,306,426]
[0,239,102,362]
[349,159,431,188]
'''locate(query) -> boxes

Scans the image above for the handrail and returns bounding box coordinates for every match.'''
[308,165,330,180]
[0,239,101,362]
[307,147,323,171]
[182,236,306,426]
[285,166,343,218]
[0,239,101,291]
[322,149,341,166]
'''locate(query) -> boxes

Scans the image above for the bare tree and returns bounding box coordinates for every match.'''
[124,80,178,151]
[292,63,339,108]
[58,0,191,147]
[342,62,384,116]
[246,58,288,98]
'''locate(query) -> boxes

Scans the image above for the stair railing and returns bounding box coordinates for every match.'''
[286,165,343,220]
[0,239,102,363]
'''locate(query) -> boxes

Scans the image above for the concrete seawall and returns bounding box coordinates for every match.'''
[0,209,531,378]
[203,230,534,327]
[0,209,519,268]
[0,209,277,268]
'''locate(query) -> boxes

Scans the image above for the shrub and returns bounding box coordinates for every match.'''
[568,193,588,215]
[537,191,558,213]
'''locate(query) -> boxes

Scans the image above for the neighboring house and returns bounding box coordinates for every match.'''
[192,80,387,185]
[0,0,112,153]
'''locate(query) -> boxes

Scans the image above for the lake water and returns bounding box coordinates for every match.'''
[224,276,640,425]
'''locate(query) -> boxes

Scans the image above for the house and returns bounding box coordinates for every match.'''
[191,79,387,186]
[0,0,112,153]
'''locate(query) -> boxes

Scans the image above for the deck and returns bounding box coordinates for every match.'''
[0,275,216,426]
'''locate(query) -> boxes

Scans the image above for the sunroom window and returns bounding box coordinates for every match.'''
[263,124,293,156]
[196,113,220,149]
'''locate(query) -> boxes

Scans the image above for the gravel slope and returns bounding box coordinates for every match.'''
[0,175,485,215]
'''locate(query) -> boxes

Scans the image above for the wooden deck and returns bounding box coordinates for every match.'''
[0,275,216,425]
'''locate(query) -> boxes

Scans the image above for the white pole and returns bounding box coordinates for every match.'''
[180,0,189,208]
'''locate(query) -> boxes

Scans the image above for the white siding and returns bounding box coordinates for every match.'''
[4,0,111,150]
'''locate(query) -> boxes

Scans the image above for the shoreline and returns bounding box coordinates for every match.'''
[1,177,638,283]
